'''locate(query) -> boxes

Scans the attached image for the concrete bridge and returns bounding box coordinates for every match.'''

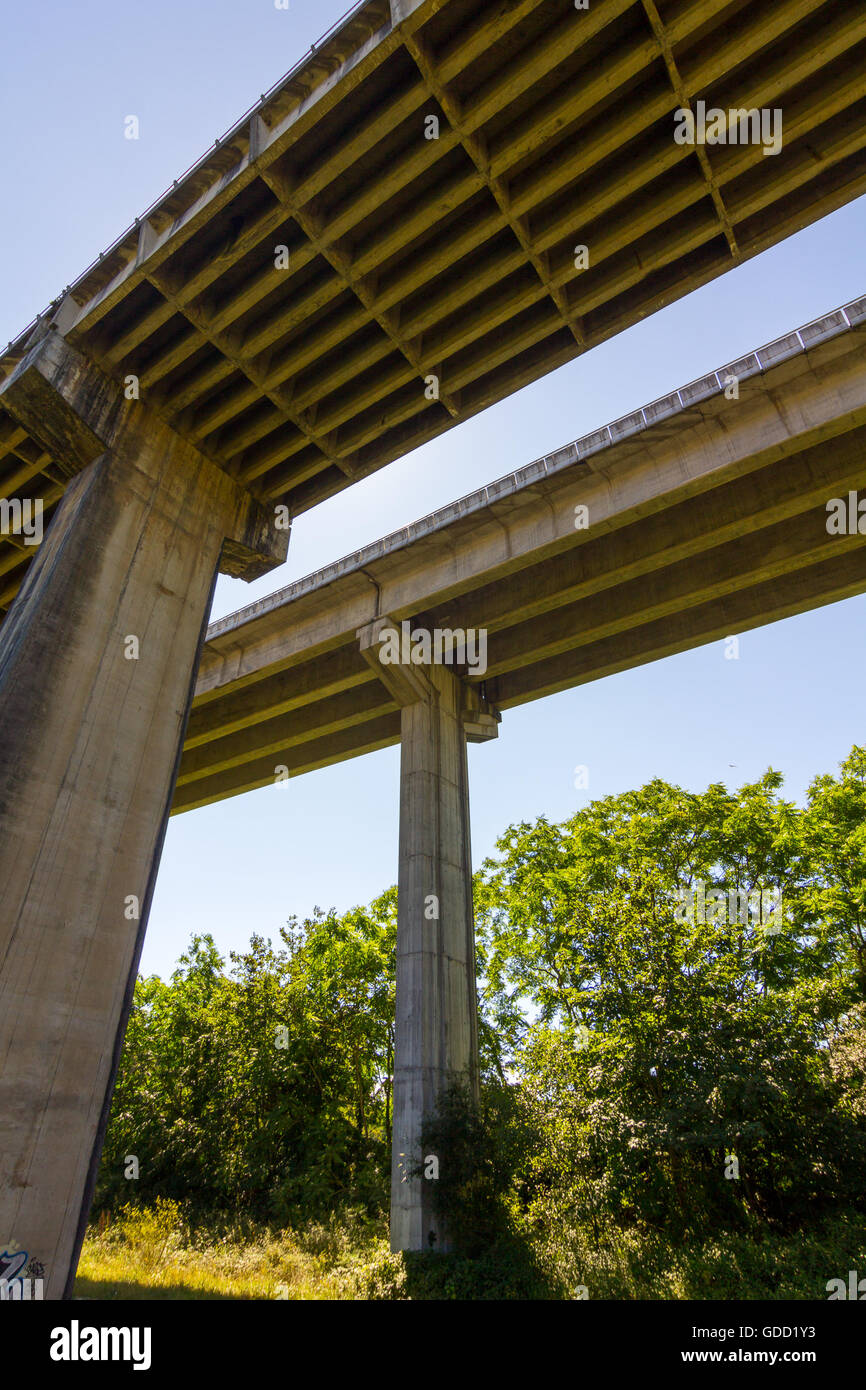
[1,0,866,1299]
[175,295,866,1251]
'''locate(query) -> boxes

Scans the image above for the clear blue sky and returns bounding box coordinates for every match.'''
[3,2,864,979]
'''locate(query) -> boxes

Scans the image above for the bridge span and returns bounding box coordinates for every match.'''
[179,295,866,810]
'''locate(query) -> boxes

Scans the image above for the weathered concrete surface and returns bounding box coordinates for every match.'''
[0,337,286,1299]
[361,622,497,1252]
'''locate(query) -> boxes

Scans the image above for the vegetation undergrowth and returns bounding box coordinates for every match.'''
[81,750,866,1300]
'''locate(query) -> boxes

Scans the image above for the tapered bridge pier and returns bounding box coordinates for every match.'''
[0,331,286,1299]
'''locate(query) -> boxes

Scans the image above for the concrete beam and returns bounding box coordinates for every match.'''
[358,615,501,733]
[499,543,866,708]
[172,710,402,813]
[0,338,286,1299]
[184,645,373,748]
[176,681,394,788]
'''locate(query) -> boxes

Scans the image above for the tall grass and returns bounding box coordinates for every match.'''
[75,1200,388,1301]
[74,1200,866,1300]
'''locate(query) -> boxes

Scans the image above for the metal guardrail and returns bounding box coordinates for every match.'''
[206,293,866,640]
[2,0,376,357]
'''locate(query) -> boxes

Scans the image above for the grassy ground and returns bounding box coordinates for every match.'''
[74,1200,386,1300]
[73,1199,866,1300]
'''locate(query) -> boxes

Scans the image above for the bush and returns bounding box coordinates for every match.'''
[417,1077,538,1257]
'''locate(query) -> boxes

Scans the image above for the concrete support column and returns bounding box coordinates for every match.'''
[358,617,499,1252]
[0,332,285,1298]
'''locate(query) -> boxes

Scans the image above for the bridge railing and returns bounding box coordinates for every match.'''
[206,293,866,641]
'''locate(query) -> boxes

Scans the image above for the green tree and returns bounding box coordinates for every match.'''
[96,896,396,1220]
[475,763,866,1235]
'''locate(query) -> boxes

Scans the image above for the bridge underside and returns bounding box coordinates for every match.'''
[2,0,866,614]
[175,301,866,811]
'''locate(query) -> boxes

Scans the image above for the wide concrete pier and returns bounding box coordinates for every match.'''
[0,333,285,1299]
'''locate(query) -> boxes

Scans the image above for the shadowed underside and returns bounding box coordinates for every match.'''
[2,0,866,617]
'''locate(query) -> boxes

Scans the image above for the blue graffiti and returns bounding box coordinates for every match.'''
[0,1247,43,1298]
